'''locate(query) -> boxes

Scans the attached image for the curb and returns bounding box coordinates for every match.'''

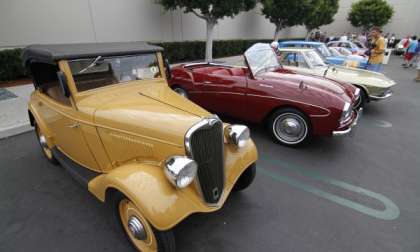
[0,123,33,140]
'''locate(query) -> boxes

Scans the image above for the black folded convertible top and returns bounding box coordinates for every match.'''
[22,41,163,65]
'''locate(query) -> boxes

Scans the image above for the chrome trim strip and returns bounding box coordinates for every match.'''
[184,115,225,205]
[184,115,221,156]
[189,91,245,96]
[184,62,234,68]
[369,90,393,101]
[333,108,362,137]
[354,87,361,97]
[247,94,331,117]
[332,127,352,136]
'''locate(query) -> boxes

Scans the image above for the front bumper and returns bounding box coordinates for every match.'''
[369,89,393,101]
[333,108,362,137]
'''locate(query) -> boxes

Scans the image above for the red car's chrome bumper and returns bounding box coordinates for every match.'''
[332,108,362,137]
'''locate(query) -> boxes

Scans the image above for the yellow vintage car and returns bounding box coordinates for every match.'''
[23,42,258,252]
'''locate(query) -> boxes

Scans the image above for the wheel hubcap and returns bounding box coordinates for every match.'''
[128,216,147,241]
[174,88,187,98]
[274,113,308,144]
[282,118,301,135]
[119,199,157,252]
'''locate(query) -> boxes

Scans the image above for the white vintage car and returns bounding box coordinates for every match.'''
[277,48,396,107]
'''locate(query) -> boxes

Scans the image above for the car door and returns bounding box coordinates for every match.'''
[190,67,247,119]
[33,64,99,170]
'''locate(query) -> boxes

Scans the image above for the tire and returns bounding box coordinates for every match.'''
[233,164,256,192]
[111,192,176,252]
[34,122,58,165]
[267,108,312,147]
[354,88,367,109]
[172,86,188,99]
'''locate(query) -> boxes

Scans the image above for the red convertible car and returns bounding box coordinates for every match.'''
[169,43,361,146]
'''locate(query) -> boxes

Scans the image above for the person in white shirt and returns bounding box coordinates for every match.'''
[339,32,348,41]
[389,34,396,48]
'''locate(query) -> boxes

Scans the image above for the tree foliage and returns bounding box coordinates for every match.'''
[347,0,394,30]
[156,0,257,61]
[304,0,340,32]
[157,0,256,23]
[261,0,313,40]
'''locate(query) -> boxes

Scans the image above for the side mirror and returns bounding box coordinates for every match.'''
[164,58,171,80]
[57,71,70,97]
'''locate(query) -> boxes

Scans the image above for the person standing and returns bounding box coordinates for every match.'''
[270,41,280,55]
[402,36,418,68]
[339,32,348,41]
[415,39,420,81]
[416,60,420,82]
[366,27,385,73]
[358,32,368,47]
[389,33,396,48]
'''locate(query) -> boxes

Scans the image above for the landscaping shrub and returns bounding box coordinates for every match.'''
[0,38,303,81]
[154,39,278,63]
[0,48,26,81]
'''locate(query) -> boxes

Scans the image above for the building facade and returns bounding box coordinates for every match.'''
[0,0,419,48]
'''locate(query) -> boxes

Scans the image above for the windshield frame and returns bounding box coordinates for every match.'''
[315,44,333,58]
[67,52,165,94]
[244,43,281,78]
[302,50,328,68]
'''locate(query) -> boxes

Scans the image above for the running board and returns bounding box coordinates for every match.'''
[52,148,100,189]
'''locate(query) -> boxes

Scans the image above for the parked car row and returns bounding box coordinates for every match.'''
[169,42,396,146]
[23,41,395,252]
[278,41,369,69]
[170,43,361,146]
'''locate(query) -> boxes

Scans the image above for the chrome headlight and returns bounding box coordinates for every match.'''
[340,102,352,123]
[226,125,250,148]
[164,156,197,188]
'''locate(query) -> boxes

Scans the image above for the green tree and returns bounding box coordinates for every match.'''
[347,0,394,30]
[304,0,340,35]
[261,0,313,41]
[156,0,256,61]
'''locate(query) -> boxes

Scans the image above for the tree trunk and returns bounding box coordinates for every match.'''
[274,25,282,41]
[205,20,216,62]
[306,28,312,41]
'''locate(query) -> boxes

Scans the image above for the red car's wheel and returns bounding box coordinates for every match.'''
[172,86,188,99]
[268,108,312,147]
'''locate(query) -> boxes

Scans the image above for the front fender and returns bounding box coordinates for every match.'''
[88,140,258,231]
[28,100,54,147]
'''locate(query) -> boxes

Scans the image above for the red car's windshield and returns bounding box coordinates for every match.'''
[245,43,281,76]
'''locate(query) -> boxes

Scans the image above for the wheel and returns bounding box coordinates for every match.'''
[354,88,367,109]
[172,86,188,99]
[34,122,58,164]
[112,193,176,252]
[268,108,311,147]
[233,164,256,192]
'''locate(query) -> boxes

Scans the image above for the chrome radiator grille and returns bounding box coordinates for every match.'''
[187,118,224,204]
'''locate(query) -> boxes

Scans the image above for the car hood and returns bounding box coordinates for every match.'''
[77,80,211,146]
[323,65,396,88]
[261,71,346,95]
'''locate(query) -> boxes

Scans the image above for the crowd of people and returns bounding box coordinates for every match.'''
[307,29,420,81]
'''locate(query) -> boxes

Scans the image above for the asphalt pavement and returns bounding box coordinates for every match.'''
[1,56,419,252]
